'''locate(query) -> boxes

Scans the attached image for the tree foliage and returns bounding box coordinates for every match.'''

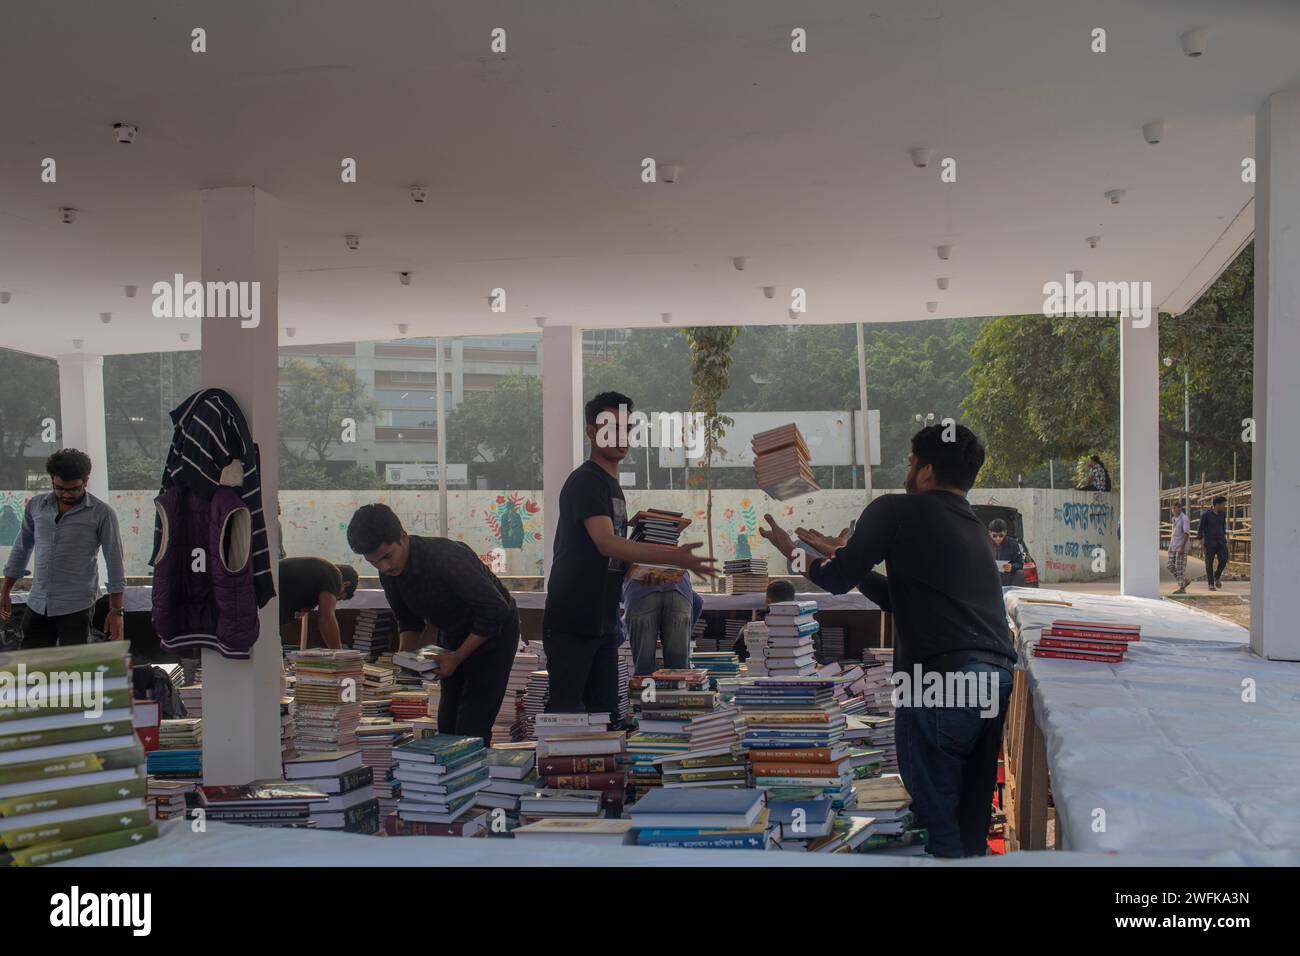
[443,372,543,489]
[278,358,380,463]
[0,350,60,487]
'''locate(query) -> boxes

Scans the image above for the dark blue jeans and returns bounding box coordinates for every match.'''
[895,661,1014,858]
[1206,542,1230,583]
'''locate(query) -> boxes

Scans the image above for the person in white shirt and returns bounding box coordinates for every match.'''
[1167,500,1191,594]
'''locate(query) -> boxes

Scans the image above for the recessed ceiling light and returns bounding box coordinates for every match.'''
[762,286,775,299]
[936,278,949,291]
[732,257,747,271]
[124,285,137,298]
[660,163,682,184]
[1105,189,1126,205]
[99,312,112,324]
[936,245,952,260]
[1142,121,1164,145]
[909,147,934,168]
[1180,27,1209,58]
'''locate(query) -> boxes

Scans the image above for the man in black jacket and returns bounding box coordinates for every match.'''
[347,503,518,745]
[1198,495,1230,590]
[761,424,1014,857]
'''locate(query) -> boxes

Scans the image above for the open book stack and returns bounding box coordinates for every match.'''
[292,649,364,754]
[724,558,769,595]
[752,423,819,500]
[533,714,627,817]
[1033,619,1139,663]
[764,600,820,677]
[1,642,156,866]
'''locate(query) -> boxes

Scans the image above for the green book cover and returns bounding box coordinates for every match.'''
[0,684,133,722]
[4,823,157,867]
[0,714,136,754]
[397,734,484,761]
[0,742,145,785]
[1,804,151,849]
[0,641,129,677]
[0,775,146,819]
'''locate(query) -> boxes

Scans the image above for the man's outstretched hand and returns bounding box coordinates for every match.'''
[759,514,797,558]
[796,526,849,557]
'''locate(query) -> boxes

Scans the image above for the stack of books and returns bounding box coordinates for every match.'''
[691,616,708,647]
[0,642,156,866]
[751,423,819,500]
[351,609,396,660]
[776,802,877,853]
[292,649,364,754]
[280,696,296,762]
[847,774,921,851]
[197,781,324,828]
[392,734,490,831]
[628,508,691,545]
[629,788,772,850]
[356,718,412,817]
[723,619,746,652]
[478,747,539,827]
[736,677,853,808]
[657,744,748,789]
[392,645,446,680]
[179,683,202,719]
[818,626,846,662]
[513,817,634,845]
[517,788,607,825]
[146,779,194,821]
[389,688,431,723]
[687,703,744,752]
[494,648,540,744]
[723,558,769,595]
[520,670,549,740]
[740,620,768,674]
[284,749,380,833]
[146,718,202,778]
[690,651,741,686]
[361,662,396,719]
[844,714,897,774]
[534,715,627,816]
[1033,619,1139,663]
[615,643,633,726]
[765,601,820,677]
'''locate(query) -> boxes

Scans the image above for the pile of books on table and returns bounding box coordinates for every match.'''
[361,662,395,719]
[657,743,748,790]
[615,643,633,727]
[389,688,431,723]
[197,781,324,828]
[292,649,363,754]
[848,774,925,853]
[280,696,296,762]
[736,677,853,809]
[817,625,846,662]
[146,718,202,778]
[0,642,156,865]
[356,718,412,816]
[351,609,396,660]
[724,558,769,595]
[765,601,820,677]
[389,734,490,835]
[1033,618,1139,663]
[532,714,627,818]
[629,787,772,850]
[691,651,740,686]
[493,648,540,744]
[519,670,549,740]
[752,423,819,500]
[179,683,202,719]
[284,749,380,833]
[740,620,768,673]
[147,779,194,821]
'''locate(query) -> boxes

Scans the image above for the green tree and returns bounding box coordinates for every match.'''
[685,327,740,584]
[443,372,543,489]
[279,358,380,464]
[0,349,60,488]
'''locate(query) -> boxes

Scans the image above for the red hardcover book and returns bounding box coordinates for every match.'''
[536,755,621,775]
[1032,647,1124,664]
[539,772,627,791]
[1040,637,1131,653]
[1043,627,1139,643]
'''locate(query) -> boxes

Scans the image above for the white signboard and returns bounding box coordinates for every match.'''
[619,472,637,487]
[657,410,880,468]
[385,463,469,485]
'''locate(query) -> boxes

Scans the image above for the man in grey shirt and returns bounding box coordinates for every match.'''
[1,449,126,647]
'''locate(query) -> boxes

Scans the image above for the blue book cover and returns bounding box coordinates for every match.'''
[638,832,767,849]
[629,787,762,818]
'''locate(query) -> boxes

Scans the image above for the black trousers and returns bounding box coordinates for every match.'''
[1206,542,1230,583]
[437,608,520,747]
[543,629,619,718]
[21,605,93,648]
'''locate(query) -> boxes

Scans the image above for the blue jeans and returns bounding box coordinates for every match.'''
[626,589,692,675]
[895,661,1014,858]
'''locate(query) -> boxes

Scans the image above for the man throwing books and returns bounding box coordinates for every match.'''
[347,503,518,745]
[760,423,1015,858]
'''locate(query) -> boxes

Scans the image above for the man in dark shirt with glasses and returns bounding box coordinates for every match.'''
[347,503,518,745]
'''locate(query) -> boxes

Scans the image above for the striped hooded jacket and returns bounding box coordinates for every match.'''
[149,388,275,657]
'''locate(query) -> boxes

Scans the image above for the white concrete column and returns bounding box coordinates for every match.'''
[1251,88,1300,661]
[541,325,584,581]
[199,186,284,784]
[56,353,109,504]
[1119,312,1161,599]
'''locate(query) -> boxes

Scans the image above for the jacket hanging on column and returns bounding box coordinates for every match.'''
[149,388,275,659]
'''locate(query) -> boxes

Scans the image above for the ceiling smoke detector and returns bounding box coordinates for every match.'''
[60,207,77,224]
[409,185,429,204]
[124,285,137,298]
[936,245,952,261]
[1180,27,1209,58]
[113,123,138,145]
[762,286,775,299]
[99,312,112,325]
[1086,236,1100,249]
[732,257,747,271]
[1105,189,1126,205]
[398,272,411,286]
[936,277,949,291]
[345,235,360,251]
[72,338,84,350]
[1142,120,1164,145]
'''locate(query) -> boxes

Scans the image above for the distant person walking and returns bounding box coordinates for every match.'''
[1167,500,1190,594]
[987,519,1023,586]
[1198,495,1230,590]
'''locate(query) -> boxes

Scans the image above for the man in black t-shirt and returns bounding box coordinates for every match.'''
[279,557,359,649]
[347,503,519,745]
[544,392,716,717]
[761,424,1014,858]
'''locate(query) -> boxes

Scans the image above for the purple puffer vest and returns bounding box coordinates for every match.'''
[151,485,259,659]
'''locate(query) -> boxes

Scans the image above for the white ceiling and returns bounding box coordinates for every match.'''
[0,0,1296,358]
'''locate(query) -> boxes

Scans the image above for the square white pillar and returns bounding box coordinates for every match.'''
[541,325,584,581]
[199,186,284,784]
[56,353,109,504]
[1119,312,1161,599]
[1251,89,1300,661]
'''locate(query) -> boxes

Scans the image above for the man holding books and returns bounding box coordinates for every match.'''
[346,503,518,745]
[544,391,716,715]
[760,424,1014,858]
